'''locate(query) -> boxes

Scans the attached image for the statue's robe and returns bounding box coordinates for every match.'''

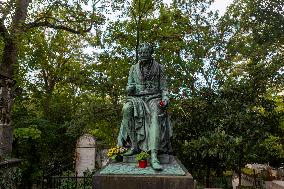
[118,61,172,153]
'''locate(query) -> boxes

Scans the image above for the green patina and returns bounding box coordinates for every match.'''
[100,159,186,176]
[117,43,172,170]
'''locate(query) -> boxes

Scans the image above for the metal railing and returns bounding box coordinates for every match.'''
[41,162,94,189]
[42,171,92,189]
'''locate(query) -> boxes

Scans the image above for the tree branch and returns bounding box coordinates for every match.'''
[24,20,93,34]
[31,16,62,24]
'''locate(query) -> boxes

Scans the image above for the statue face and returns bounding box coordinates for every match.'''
[138,43,153,62]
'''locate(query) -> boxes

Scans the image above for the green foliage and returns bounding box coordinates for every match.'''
[14,126,41,140]
[0,167,22,189]
[135,151,150,161]
[241,167,256,176]
[223,170,233,177]
[257,135,284,166]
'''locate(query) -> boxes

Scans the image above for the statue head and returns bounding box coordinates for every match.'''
[138,43,153,62]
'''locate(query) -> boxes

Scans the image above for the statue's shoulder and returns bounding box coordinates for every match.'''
[134,63,140,67]
[130,63,140,71]
[156,62,165,71]
[153,60,163,67]
[128,64,136,71]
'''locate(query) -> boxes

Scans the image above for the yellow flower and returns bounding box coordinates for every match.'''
[108,146,124,157]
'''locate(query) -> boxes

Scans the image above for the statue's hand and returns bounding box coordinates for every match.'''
[160,97,169,108]
[126,84,136,95]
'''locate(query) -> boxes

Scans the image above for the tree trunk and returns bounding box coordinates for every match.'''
[0,0,30,157]
[0,37,19,156]
[135,0,141,64]
[135,17,141,64]
[0,39,18,156]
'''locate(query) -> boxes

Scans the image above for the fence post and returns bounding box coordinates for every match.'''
[67,171,70,189]
[83,172,86,189]
[53,177,55,189]
[75,171,78,189]
[42,170,44,189]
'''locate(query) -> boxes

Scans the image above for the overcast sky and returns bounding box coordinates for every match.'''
[0,0,235,16]
[211,0,234,15]
[160,0,234,16]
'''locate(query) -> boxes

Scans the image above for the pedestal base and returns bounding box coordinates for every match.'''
[0,124,13,156]
[93,157,194,189]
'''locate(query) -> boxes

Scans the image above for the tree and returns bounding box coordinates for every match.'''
[170,0,284,187]
[0,0,104,156]
[10,27,98,187]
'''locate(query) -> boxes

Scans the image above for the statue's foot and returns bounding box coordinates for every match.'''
[151,158,163,171]
[123,148,140,156]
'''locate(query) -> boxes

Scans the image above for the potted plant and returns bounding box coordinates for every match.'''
[107,147,127,162]
[135,151,150,168]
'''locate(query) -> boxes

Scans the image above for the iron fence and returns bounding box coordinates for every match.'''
[41,162,94,189]
[42,171,93,189]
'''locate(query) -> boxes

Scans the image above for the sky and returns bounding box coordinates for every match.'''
[210,0,235,15]
[161,0,234,15]
[0,0,235,16]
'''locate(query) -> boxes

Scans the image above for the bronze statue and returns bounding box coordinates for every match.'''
[117,43,172,170]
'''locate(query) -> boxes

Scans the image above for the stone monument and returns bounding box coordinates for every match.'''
[0,76,16,157]
[75,134,96,176]
[93,43,193,189]
[117,42,172,171]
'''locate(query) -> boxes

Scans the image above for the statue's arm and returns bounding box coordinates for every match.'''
[126,65,136,95]
[160,65,169,104]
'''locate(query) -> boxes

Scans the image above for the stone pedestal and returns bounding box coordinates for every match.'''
[93,157,194,189]
[0,124,13,156]
[266,181,284,189]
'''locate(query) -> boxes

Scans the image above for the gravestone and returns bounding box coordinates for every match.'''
[75,134,96,176]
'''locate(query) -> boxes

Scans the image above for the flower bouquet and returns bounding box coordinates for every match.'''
[107,147,127,162]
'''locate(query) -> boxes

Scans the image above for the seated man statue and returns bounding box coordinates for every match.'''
[117,43,172,170]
